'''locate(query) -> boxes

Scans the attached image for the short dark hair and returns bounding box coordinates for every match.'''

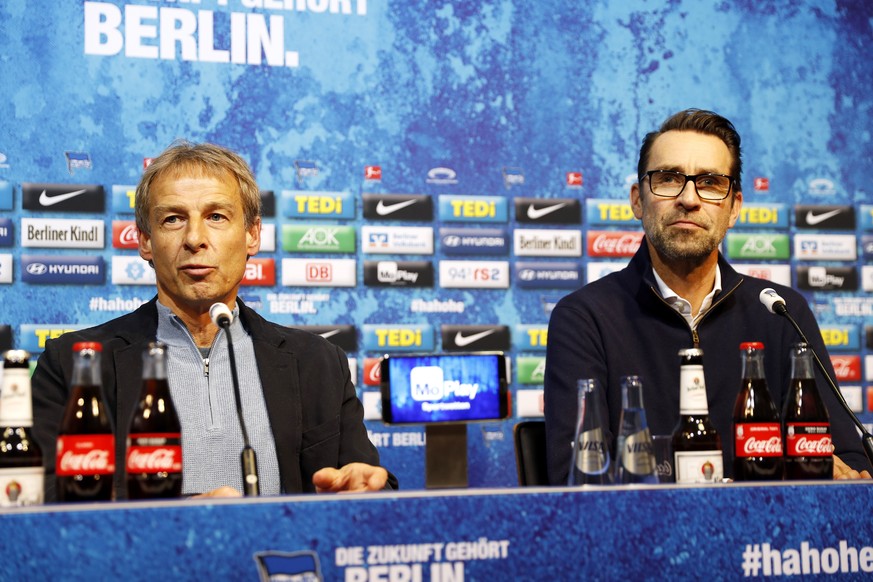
[135,141,261,236]
[637,109,742,193]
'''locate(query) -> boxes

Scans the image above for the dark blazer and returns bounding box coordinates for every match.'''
[32,298,396,501]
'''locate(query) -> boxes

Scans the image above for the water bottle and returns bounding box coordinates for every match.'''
[615,375,658,484]
[568,379,612,485]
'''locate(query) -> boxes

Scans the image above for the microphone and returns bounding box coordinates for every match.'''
[758,289,873,468]
[209,302,260,496]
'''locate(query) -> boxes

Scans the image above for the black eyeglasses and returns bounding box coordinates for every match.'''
[643,170,735,201]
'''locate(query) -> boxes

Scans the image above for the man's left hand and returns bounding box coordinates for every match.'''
[313,463,389,493]
[833,454,872,480]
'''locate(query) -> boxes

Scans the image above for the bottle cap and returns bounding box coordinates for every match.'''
[739,341,764,350]
[678,348,703,357]
[2,349,31,364]
[72,341,102,352]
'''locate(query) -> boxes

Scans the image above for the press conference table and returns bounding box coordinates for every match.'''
[3,481,872,580]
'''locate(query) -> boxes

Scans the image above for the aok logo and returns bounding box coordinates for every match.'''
[726,234,789,259]
[283,225,355,253]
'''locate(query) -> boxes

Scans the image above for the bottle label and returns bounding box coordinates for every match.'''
[734,423,782,458]
[673,451,723,484]
[679,365,709,415]
[0,368,34,426]
[127,433,183,474]
[56,434,115,476]
[575,428,610,475]
[0,466,44,507]
[621,429,656,475]
[785,423,832,457]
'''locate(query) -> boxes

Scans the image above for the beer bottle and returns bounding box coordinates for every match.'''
[57,342,115,502]
[783,342,833,480]
[126,341,183,499]
[732,342,783,481]
[671,348,723,484]
[0,350,44,506]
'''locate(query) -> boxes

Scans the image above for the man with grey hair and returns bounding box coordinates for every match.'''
[33,141,395,500]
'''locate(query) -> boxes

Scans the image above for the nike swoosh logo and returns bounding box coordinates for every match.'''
[527,202,568,220]
[453,329,496,347]
[376,199,418,216]
[319,329,342,339]
[805,209,842,226]
[39,188,88,207]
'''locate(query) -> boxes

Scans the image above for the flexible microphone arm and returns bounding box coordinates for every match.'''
[759,289,873,468]
[210,302,260,496]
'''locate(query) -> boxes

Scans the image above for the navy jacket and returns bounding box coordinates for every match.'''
[32,298,396,501]
[544,242,871,485]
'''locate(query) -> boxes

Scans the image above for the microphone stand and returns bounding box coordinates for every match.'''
[216,316,260,496]
[772,302,873,468]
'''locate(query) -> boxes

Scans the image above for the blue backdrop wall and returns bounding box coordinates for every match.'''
[1,0,871,489]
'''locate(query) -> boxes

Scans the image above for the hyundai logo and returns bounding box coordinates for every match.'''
[26,263,48,275]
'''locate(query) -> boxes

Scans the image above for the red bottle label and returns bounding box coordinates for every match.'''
[56,434,116,476]
[785,423,832,457]
[126,433,182,474]
[734,423,783,458]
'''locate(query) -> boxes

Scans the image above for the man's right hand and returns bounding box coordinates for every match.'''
[191,486,243,498]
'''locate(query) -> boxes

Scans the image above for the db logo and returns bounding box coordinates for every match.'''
[306,263,333,282]
[242,258,275,286]
[112,221,139,249]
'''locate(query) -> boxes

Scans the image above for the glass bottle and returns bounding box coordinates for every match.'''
[0,350,44,506]
[783,342,832,480]
[615,375,658,484]
[672,348,723,484]
[568,379,612,485]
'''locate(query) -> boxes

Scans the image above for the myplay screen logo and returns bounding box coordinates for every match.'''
[363,261,434,287]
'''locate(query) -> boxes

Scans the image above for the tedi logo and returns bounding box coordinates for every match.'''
[426,166,458,185]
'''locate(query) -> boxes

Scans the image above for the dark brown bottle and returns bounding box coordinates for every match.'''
[783,342,833,480]
[0,350,44,506]
[56,342,115,502]
[671,348,723,483]
[732,342,784,481]
[126,341,183,499]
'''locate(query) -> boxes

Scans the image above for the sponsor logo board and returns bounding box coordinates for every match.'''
[586,230,643,257]
[362,324,435,352]
[0,254,12,284]
[290,325,357,352]
[439,260,509,289]
[22,183,105,212]
[586,199,637,226]
[515,261,582,289]
[514,324,548,350]
[831,355,861,382]
[725,233,790,260]
[439,227,508,256]
[862,266,873,292]
[586,261,627,283]
[22,255,105,284]
[737,204,788,228]
[820,326,859,351]
[796,266,858,291]
[0,181,12,210]
[259,190,276,218]
[515,197,581,224]
[362,357,383,386]
[111,256,157,285]
[0,218,13,247]
[440,325,510,351]
[362,390,382,420]
[111,185,137,213]
[363,260,433,287]
[840,386,862,413]
[362,194,433,221]
[361,226,433,255]
[281,190,355,219]
[794,234,857,261]
[112,221,139,249]
[514,229,582,257]
[282,225,356,253]
[516,356,546,384]
[21,218,105,249]
[438,195,508,223]
[19,324,88,352]
[794,205,855,230]
[860,205,873,231]
[259,223,276,252]
[732,264,792,287]
[516,389,545,418]
[281,258,356,287]
[241,258,276,286]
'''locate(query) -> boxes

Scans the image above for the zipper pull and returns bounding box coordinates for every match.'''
[203,357,209,377]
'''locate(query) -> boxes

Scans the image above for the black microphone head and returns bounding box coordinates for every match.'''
[209,302,233,327]
[759,288,787,315]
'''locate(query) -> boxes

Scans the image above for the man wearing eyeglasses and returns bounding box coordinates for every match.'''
[544,109,872,484]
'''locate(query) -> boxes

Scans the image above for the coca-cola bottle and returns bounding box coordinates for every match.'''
[783,342,833,480]
[0,350,44,506]
[732,342,784,481]
[671,348,723,484]
[568,379,612,485]
[615,375,658,484]
[56,342,115,502]
[126,341,183,499]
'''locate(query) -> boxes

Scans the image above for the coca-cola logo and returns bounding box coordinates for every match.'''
[743,436,783,455]
[794,436,832,455]
[127,448,182,472]
[830,356,861,381]
[60,449,111,473]
[587,231,643,257]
